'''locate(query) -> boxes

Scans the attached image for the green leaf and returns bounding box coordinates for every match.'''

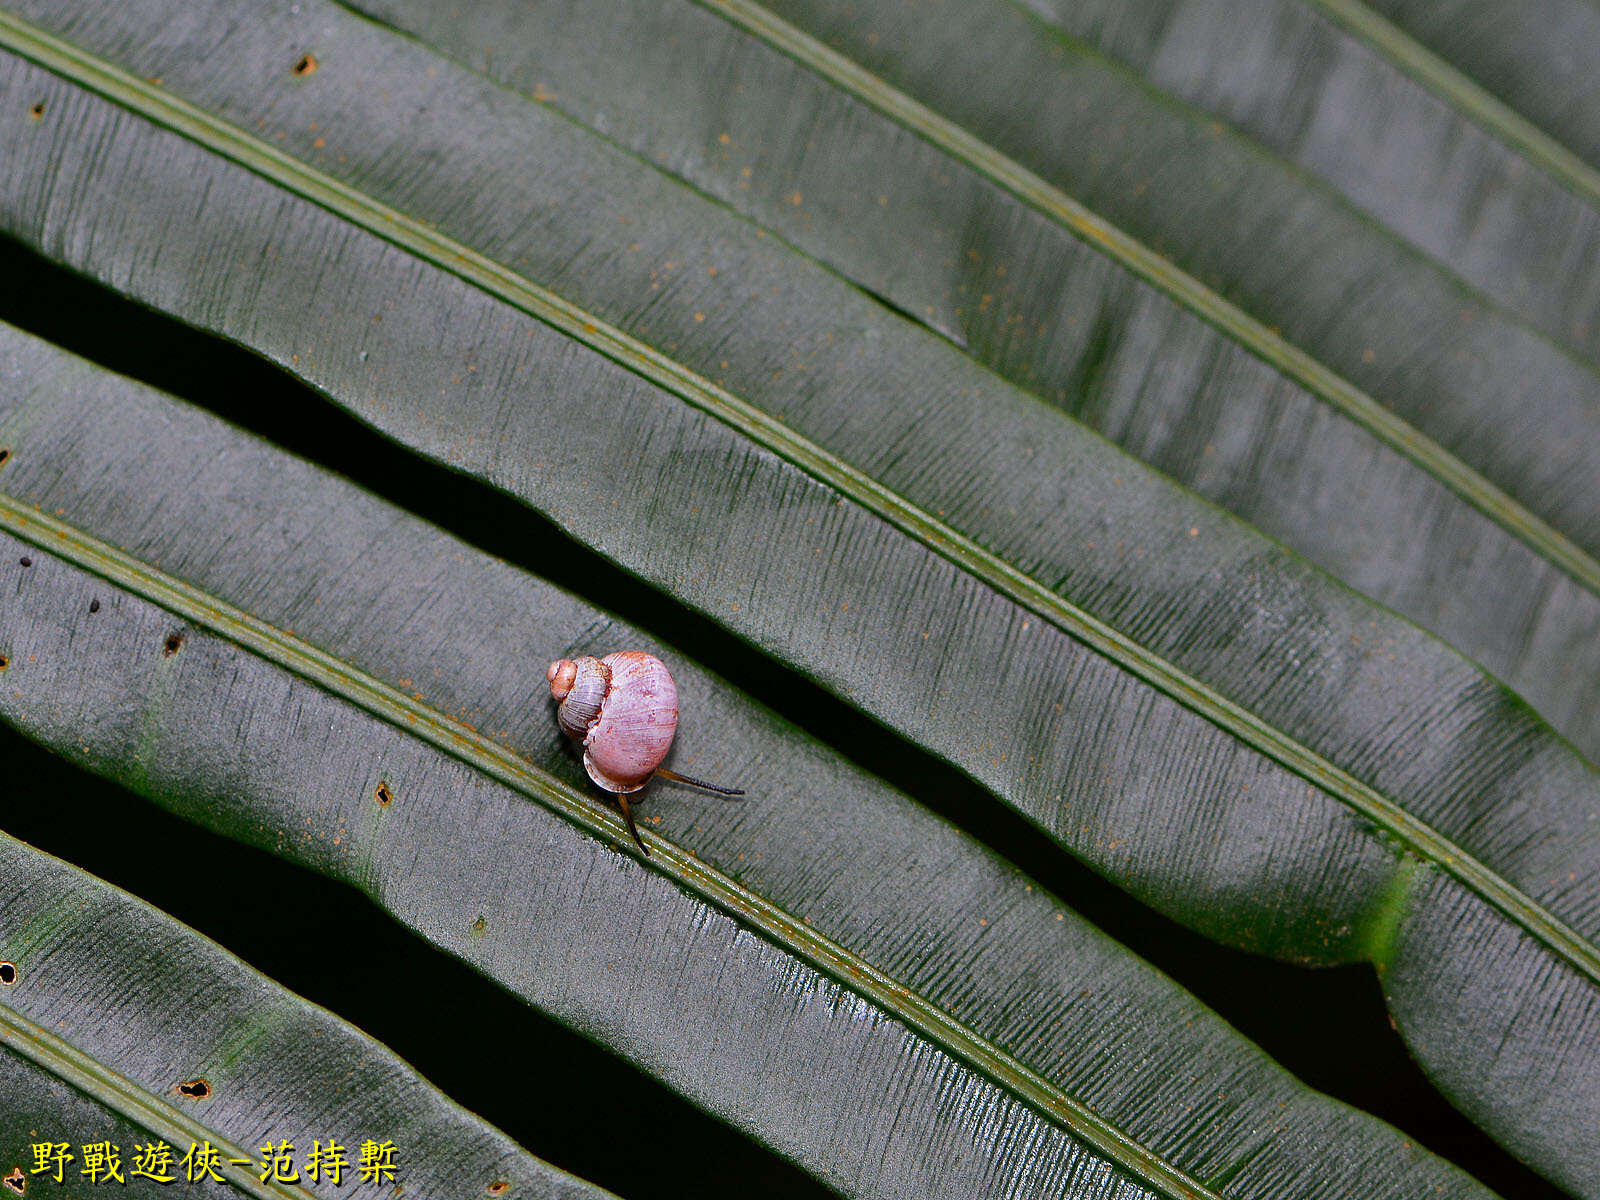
[755,0,1600,367]
[0,0,1597,1191]
[360,0,1600,761]
[340,0,1600,755]
[1352,0,1600,175]
[0,325,1499,1200]
[0,829,614,1200]
[3,0,1598,762]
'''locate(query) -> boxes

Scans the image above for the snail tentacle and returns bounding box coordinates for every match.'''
[615,792,648,855]
[653,766,745,797]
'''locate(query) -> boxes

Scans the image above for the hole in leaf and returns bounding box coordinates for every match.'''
[3,1166,24,1194]
[292,54,317,76]
[0,656,8,671]
[163,632,184,656]
[0,447,10,466]
[17,557,30,568]
[175,1078,211,1099]
[0,962,15,985]
[88,598,100,614]
[374,781,393,806]
[486,1182,508,1195]
[471,915,487,937]
[26,102,42,119]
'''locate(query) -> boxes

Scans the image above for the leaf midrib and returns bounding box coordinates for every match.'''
[0,1,1595,1000]
[0,998,312,1199]
[0,496,1223,1200]
[694,0,1600,598]
[1303,0,1600,213]
[991,0,1600,261]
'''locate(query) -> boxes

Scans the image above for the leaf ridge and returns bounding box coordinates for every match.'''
[0,495,1224,1200]
[0,1000,312,1199]
[689,0,1600,599]
[1302,0,1600,211]
[1,0,1596,1022]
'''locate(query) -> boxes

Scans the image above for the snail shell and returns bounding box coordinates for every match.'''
[547,651,679,794]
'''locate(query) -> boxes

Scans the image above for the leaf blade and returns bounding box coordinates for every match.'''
[1355,0,1600,174]
[340,0,1600,753]
[0,324,1506,1199]
[0,833,616,1200]
[0,3,1594,961]
[1,2,1597,1188]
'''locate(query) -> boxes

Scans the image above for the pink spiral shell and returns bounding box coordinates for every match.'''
[547,651,678,793]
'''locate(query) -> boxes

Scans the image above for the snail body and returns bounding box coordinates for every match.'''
[548,651,742,855]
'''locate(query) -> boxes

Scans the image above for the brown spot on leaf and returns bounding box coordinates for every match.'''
[487,1183,509,1196]
[292,53,318,76]
[163,632,184,656]
[27,102,43,119]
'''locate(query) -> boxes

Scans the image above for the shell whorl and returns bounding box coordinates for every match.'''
[547,652,679,793]
[549,656,610,740]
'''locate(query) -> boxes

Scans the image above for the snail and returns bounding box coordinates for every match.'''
[548,651,742,854]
